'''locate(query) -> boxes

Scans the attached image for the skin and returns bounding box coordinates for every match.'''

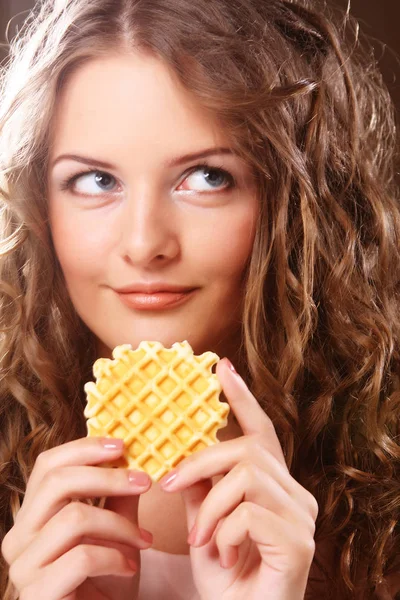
[2,52,318,600]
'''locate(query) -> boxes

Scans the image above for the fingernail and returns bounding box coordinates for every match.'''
[159,469,179,489]
[127,558,137,572]
[219,553,230,569]
[139,528,153,544]
[101,437,124,450]
[128,470,151,487]
[187,524,198,546]
[220,546,238,569]
[225,358,238,375]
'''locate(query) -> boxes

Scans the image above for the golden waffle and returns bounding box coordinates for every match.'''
[84,341,229,481]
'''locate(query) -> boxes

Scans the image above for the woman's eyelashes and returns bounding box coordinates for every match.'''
[59,170,120,196]
[58,163,236,197]
[178,163,235,193]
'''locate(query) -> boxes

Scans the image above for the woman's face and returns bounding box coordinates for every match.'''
[47,53,258,358]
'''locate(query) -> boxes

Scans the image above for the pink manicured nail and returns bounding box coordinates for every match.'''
[225,358,238,374]
[187,524,198,546]
[159,469,179,489]
[128,470,151,487]
[220,546,238,569]
[139,528,153,544]
[219,553,230,569]
[101,438,124,450]
[127,558,137,572]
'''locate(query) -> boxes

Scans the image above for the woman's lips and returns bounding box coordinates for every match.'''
[116,289,197,310]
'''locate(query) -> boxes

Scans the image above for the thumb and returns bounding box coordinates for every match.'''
[103,479,152,562]
[181,478,212,533]
[104,493,140,525]
[103,470,152,528]
[97,493,144,599]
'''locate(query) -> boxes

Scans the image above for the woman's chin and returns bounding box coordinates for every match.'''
[95,331,220,359]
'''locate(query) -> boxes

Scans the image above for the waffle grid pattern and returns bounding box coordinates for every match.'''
[84,341,229,481]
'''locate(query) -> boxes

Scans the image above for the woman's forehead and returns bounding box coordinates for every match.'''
[49,53,230,163]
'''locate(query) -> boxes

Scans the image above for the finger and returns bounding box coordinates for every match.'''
[14,544,137,599]
[30,466,150,527]
[188,462,314,547]
[159,435,289,492]
[8,502,151,586]
[4,467,151,564]
[160,434,319,524]
[216,358,286,465]
[215,503,316,573]
[180,479,212,540]
[21,437,126,512]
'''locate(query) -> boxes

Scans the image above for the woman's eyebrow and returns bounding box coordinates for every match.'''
[50,147,236,171]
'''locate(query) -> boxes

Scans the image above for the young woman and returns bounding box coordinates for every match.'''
[0,0,399,598]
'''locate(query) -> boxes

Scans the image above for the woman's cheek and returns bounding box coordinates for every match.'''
[189,208,256,275]
[204,213,254,275]
[50,206,115,278]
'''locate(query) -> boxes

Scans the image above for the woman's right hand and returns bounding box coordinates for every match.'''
[1,436,153,600]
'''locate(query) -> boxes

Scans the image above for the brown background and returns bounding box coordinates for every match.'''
[1,0,399,113]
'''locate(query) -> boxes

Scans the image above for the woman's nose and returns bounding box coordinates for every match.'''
[119,189,180,267]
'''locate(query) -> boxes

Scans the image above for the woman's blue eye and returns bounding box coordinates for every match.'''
[182,166,233,191]
[93,172,115,190]
[62,170,117,195]
[200,167,226,187]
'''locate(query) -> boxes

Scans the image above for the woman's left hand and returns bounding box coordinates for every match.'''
[159,358,319,600]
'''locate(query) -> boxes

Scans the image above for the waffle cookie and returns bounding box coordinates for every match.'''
[84,340,229,481]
